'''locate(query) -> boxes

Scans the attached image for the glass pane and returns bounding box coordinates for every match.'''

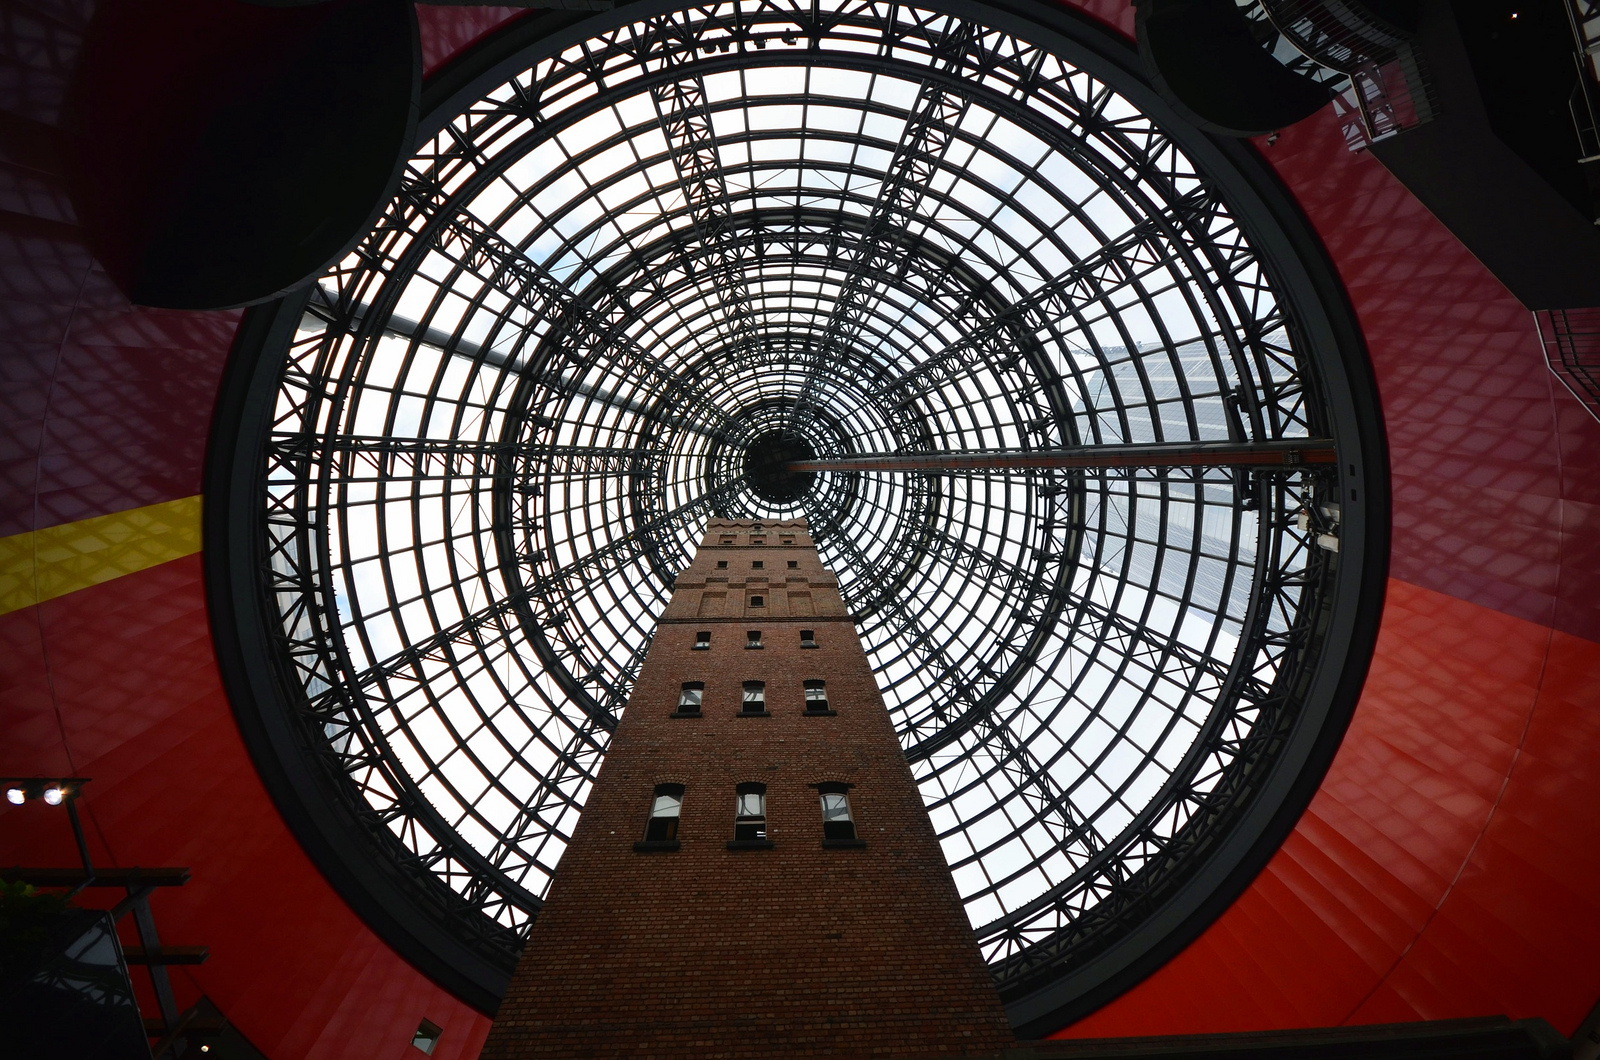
[736,793,764,818]
[821,793,851,821]
[652,794,682,817]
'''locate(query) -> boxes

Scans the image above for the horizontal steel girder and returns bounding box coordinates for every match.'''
[785,439,1337,473]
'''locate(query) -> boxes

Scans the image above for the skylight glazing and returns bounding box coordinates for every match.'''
[220,0,1380,1021]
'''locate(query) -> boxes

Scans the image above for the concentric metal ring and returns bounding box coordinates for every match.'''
[207,0,1387,1027]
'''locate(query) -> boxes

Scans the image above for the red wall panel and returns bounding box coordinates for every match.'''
[1052,7,1600,1030]
[1059,581,1600,1035]
[0,5,510,1055]
[416,6,525,76]
[0,557,495,1057]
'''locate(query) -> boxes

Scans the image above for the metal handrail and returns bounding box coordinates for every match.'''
[1535,308,1600,424]
[1237,0,1433,149]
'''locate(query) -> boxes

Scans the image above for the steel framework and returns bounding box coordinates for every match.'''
[208,0,1386,1028]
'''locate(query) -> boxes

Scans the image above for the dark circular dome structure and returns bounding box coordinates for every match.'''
[742,431,817,504]
[209,0,1386,1029]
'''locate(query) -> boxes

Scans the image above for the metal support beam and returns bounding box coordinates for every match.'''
[269,435,671,480]
[130,891,180,1032]
[123,945,210,966]
[394,181,742,442]
[787,439,1336,473]
[784,20,978,433]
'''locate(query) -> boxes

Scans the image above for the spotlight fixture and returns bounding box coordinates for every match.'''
[0,777,87,805]
[0,776,96,898]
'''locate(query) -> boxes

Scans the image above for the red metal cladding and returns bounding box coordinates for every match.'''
[1259,97,1600,644]
[1055,578,1600,1034]
[0,9,516,1054]
[417,6,527,75]
[0,557,494,1058]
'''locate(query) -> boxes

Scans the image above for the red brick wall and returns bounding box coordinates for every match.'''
[482,519,1014,1057]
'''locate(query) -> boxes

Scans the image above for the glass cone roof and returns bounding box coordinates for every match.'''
[214,0,1383,1025]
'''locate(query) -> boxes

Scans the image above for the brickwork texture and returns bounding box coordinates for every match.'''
[481,519,1015,1058]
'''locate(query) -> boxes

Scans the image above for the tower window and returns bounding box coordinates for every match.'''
[694,630,711,650]
[742,681,766,714]
[412,1019,443,1054]
[677,682,704,715]
[787,560,798,569]
[819,788,856,841]
[644,784,684,842]
[716,560,728,568]
[814,782,863,847]
[781,535,794,544]
[749,594,764,607]
[720,535,735,544]
[752,560,764,569]
[745,630,763,649]
[751,536,765,545]
[804,680,830,713]
[734,783,767,841]
[800,629,817,649]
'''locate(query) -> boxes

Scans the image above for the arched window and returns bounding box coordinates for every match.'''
[676,682,703,715]
[815,783,861,846]
[644,784,684,842]
[804,680,830,713]
[741,681,766,714]
[799,629,817,649]
[734,783,767,842]
[745,630,763,649]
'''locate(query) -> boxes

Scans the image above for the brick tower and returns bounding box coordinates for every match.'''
[481,518,1015,1058]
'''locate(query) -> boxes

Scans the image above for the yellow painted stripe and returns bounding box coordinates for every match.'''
[0,496,203,615]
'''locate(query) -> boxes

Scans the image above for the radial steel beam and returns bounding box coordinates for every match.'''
[397,178,742,442]
[788,439,1336,473]
[783,19,979,433]
[645,43,765,364]
[305,285,726,444]
[872,185,1219,406]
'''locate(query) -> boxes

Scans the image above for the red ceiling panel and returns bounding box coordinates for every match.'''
[0,557,495,1056]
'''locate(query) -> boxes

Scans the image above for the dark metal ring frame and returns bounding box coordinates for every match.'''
[498,212,1010,679]
[204,0,1388,1033]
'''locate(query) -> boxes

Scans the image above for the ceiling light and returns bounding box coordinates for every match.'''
[4,787,23,805]
[41,785,64,806]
